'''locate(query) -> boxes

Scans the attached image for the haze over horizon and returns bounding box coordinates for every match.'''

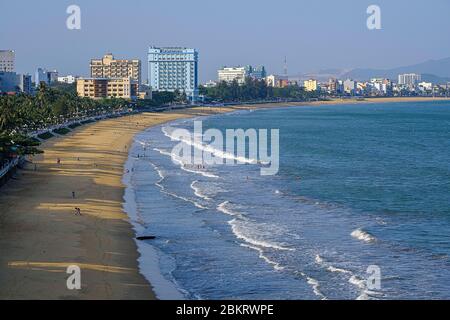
[1,0,450,82]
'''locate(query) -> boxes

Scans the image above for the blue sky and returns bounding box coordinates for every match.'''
[1,0,450,82]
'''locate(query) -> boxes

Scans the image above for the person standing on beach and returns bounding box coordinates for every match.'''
[72,191,76,199]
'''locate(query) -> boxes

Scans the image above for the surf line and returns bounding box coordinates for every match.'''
[164,121,280,176]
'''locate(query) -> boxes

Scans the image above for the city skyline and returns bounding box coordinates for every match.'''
[1,0,450,82]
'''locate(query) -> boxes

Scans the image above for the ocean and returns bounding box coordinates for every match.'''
[123,100,450,300]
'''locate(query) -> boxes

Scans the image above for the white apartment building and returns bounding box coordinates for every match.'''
[343,79,357,94]
[218,67,247,84]
[0,50,15,72]
[398,73,421,86]
[148,47,199,101]
[418,81,433,91]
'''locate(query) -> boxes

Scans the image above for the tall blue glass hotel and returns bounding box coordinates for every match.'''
[148,47,199,102]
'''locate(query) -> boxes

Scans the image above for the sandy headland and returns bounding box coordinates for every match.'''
[0,97,449,299]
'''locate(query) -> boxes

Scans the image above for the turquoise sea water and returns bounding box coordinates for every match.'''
[126,101,450,299]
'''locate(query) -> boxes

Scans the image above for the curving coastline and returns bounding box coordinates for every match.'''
[0,97,449,299]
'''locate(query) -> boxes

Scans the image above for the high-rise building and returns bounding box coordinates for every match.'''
[328,78,338,94]
[76,77,138,100]
[90,53,141,84]
[343,79,357,95]
[0,50,15,72]
[35,68,58,87]
[148,47,199,101]
[218,67,247,84]
[398,73,421,86]
[0,71,32,94]
[303,79,318,92]
[245,65,267,80]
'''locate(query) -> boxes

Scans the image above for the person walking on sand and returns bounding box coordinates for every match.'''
[57,158,61,164]
[72,191,76,199]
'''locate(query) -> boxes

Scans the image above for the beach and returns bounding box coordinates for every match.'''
[0,97,449,300]
[0,105,243,299]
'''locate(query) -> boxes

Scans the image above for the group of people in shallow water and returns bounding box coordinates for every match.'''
[183,164,207,169]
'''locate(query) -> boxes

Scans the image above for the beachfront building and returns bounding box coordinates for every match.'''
[303,79,318,92]
[265,74,289,88]
[369,78,393,95]
[0,50,15,72]
[245,65,267,80]
[76,77,138,100]
[57,75,77,84]
[418,82,433,93]
[218,67,247,84]
[0,71,32,94]
[35,68,58,87]
[148,47,199,102]
[90,53,141,85]
[327,78,342,95]
[343,79,357,95]
[398,73,421,86]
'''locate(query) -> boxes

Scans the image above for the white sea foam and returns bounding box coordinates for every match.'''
[228,218,295,252]
[154,147,219,179]
[297,271,327,300]
[315,254,324,265]
[149,162,207,210]
[315,254,352,275]
[217,201,295,252]
[162,126,267,166]
[240,244,285,271]
[315,254,382,300]
[328,265,353,274]
[190,180,211,201]
[348,275,383,300]
[351,228,377,243]
[217,201,241,217]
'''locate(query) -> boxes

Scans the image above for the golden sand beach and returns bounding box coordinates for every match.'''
[0,97,448,299]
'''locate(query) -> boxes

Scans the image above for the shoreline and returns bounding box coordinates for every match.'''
[0,96,449,299]
[122,147,186,299]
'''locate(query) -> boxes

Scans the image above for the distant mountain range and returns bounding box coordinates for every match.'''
[295,57,450,84]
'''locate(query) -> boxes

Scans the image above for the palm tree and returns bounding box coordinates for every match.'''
[0,96,18,132]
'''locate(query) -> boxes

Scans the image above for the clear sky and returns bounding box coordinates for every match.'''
[1,0,450,82]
